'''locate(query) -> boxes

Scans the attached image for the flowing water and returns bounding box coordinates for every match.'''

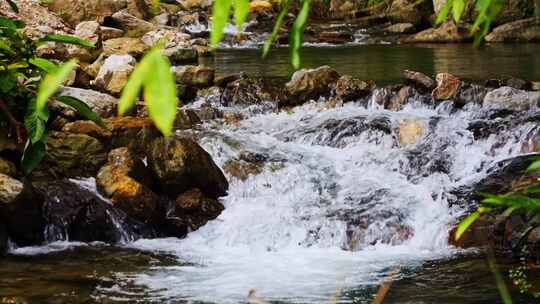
[2,45,540,303]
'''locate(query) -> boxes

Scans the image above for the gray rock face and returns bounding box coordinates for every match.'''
[285,66,340,106]
[483,86,540,111]
[94,54,136,95]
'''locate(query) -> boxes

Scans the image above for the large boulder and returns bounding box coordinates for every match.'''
[172,188,224,232]
[146,137,229,199]
[40,131,107,178]
[402,20,472,43]
[335,75,375,101]
[173,65,215,88]
[221,76,283,108]
[483,86,540,111]
[111,10,156,38]
[103,37,150,57]
[35,179,154,243]
[45,0,127,26]
[94,54,136,95]
[97,148,162,224]
[285,66,340,106]
[402,70,436,92]
[0,176,44,246]
[388,0,433,26]
[485,18,540,42]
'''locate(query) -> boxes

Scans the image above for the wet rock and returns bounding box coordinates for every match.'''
[483,86,540,111]
[111,10,155,38]
[222,111,244,125]
[402,21,472,43]
[147,137,229,199]
[521,126,540,153]
[173,65,215,88]
[449,214,494,248]
[432,72,462,101]
[485,18,540,42]
[94,55,136,95]
[46,0,127,26]
[41,132,107,178]
[335,75,374,101]
[388,0,433,26]
[285,66,340,106]
[62,120,113,139]
[454,82,489,106]
[0,222,7,255]
[35,180,153,243]
[165,47,198,64]
[101,26,125,40]
[397,119,426,147]
[526,225,540,261]
[504,77,532,90]
[175,109,201,129]
[403,70,436,92]
[222,77,283,108]
[166,188,224,235]
[532,81,540,91]
[55,87,119,118]
[141,29,191,48]
[0,158,16,177]
[97,148,161,224]
[105,117,161,156]
[224,159,263,181]
[103,37,150,57]
[0,179,44,246]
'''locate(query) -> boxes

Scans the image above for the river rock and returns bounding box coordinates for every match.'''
[141,29,192,48]
[505,77,532,90]
[453,82,489,106]
[45,0,127,26]
[165,47,198,64]
[35,179,153,243]
[103,37,150,57]
[224,159,263,181]
[0,174,23,204]
[221,76,283,108]
[0,0,70,33]
[485,18,540,42]
[174,109,202,129]
[526,225,540,261]
[41,131,107,178]
[95,55,136,95]
[55,87,119,118]
[97,148,161,224]
[173,65,215,88]
[65,21,102,62]
[101,26,125,40]
[0,222,7,255]
[384,23,416,34]
[335,75,374,101]
[388,0,433,26]
[403,70,436,92]
[111,10,156,38]
[402,21,472,43]
[165,188,224,235]
[483,86,540,111]
[146,136,229,199]
[0,158,16,177]
[432,72,462,101]
[285,66,340,106]
[397,119,426,147]
[0,178,44,246]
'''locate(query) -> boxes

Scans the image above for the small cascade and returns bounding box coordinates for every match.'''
[112,96,538,303]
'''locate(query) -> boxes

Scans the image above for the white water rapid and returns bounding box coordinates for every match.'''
[101,97,536,303]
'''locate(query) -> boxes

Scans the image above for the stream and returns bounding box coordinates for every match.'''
[2,44,540,303]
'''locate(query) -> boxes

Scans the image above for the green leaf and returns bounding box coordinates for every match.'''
[118,49,155,116]
[24,99,49,144]
[55,95,107,129]
[35,59,77,115]
[0,74,16,93]
[39,34,95,48]
[435,0,453,25]
[262,0,289,59]
[455,208,484,241]
[290,0,310,69]
[233,0,249,31]
[526,159,540,172]
[0,39,13,54]
[143,50,177,137]
[152,0,160,13]
[452,0,465,23]
[21,139,46,175]
[210,0,233,47]
[29,57,58,73]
